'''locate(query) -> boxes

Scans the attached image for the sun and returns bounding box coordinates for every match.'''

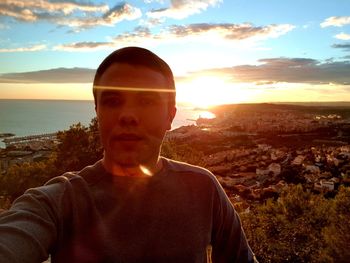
[176,76,249,108]
[198,111,216,119]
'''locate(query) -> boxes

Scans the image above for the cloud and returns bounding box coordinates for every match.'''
[321,16,350,27]
[9,0,108,14]
[144,0,165,3]
[0,0,108,21]
[332,43,350,51]
[2,57,350,88]
[0,44,46,52]
[192,58,350,85]
[102,3,142,25]
[113,26,153,44]
[147,0,222,19]
[166,23,294,40]
[139,17,165,27]
[0,1,141,29]
[0,67,95,83]
[111,23,294,48]
[335,33,350,41]
[53,41,115,51]
[0,5,36,21]
[60,3,141,29]
[51,22,295,51]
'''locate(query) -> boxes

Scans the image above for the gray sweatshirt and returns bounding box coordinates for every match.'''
[0,158,256,263]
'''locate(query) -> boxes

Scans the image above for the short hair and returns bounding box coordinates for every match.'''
[93,46,176,107]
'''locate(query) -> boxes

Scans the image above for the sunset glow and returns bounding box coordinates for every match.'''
[198,111,216,119]
[177,76,252,108]
[0,0,349,104]
[0,83,93,101]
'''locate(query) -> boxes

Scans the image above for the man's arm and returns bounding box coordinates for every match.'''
[0,186,59,263]
[211,181,257,263]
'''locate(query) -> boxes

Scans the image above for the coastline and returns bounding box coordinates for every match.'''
[0,100,205,148]
[1,102,350,220]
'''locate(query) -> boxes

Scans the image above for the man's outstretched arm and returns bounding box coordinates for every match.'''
[211,181,258,263]
[0,186,59,263]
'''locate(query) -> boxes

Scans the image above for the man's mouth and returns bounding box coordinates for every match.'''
[113,133,143,141]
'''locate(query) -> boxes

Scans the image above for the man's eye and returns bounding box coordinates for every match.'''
[139,96,157,106]
[102,97,122,106]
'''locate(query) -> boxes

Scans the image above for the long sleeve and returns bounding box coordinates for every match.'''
[211,181,257,263]
[0,171,108,263]
[1,159,258,263]
[0,186,59,263]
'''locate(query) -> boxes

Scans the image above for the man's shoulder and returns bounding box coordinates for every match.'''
[163,157,211,175]
[162,157,218,182]
[162,157,226,196]
[37,160,102,197]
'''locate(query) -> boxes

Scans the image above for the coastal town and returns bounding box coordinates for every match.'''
[1,103,350,211]
[0,133,58,173]
[165,103,350,210]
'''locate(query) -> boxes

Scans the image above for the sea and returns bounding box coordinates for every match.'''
[0,99,211,148]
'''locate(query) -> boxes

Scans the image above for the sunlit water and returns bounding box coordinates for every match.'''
[0,100,214,148]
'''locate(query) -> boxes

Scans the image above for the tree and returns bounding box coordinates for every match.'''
[241,185,330,263]
[280,165,305,184]
[161,140,204,166]
[321,186,350,263]
[54,119,103,173]
[0,156,57,202]
[0,118,103,207]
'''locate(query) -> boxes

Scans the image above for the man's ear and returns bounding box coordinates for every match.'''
[94,104,99,129]
[167,106,177,130]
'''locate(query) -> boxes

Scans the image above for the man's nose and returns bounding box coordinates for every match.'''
[118,107,139,126]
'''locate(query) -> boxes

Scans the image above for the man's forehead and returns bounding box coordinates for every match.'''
[93,63,176,103]
[99,63,165,83]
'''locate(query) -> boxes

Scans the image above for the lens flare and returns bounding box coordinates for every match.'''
[139,165,153,176]
[93,85,175,93]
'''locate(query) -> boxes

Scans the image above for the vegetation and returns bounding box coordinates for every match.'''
[321,186,350,262]
[1,157,57,203]
[161,140,205,166]
[54,118,102,174]
[240,185,350,263]
[1,118,349,262]
[0,118,102,205]
[241,185,328,262]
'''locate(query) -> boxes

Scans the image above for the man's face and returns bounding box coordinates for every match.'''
[95,63,176,168]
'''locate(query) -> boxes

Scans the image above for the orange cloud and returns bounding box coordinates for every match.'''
[51,22,294,51]
[189,58,350,85]
[53,42,115,52]
[0,68,95,83]
[165,23,294,40]
[0,1,140,29]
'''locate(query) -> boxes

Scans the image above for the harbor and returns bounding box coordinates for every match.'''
[0,133,59,174]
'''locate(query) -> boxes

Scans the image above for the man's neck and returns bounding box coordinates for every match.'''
[102,157,163,177]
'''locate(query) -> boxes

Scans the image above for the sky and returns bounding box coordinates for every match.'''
[0,0,350,107]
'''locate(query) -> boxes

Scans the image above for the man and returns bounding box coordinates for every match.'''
[0,47,256,262]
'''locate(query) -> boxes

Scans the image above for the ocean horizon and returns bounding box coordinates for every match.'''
[0,99,211,148]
